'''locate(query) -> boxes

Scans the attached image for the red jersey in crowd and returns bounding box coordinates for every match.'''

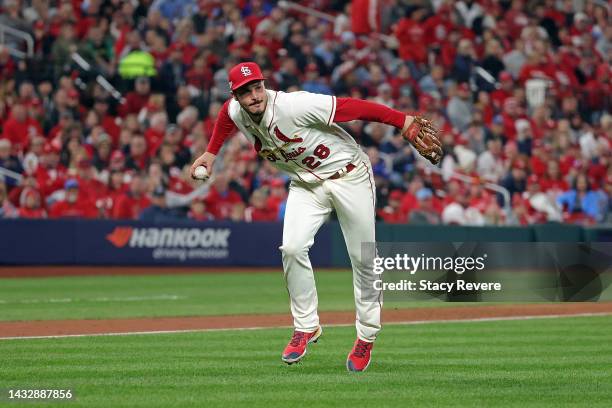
[18,207,47,219]
[35,162,67,197]
[49,198,97,218]
[144,128,164,157]
[394,18,427,64]
[119,92,149,116]
[77,176,108,201]
[204,187,243,219]
[112,194,150,220]
[244,206,277,222]
[377,206,406,223]
[100,115,122,147]
[2,116,42,150]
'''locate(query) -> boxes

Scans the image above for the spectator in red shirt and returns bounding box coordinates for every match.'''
[2,104,43,152]
[204,172,243,220]
[111,173,150,219]
[49,179,98,219]
[518,53,555,84]
[378,190,407,223]
[400,177,423,217]
[266,178,287,217]
[18,188,47,219]
[540,161,569,196]
[185,52,213,90]
[394,7,428,66]
[75,159,107,199]
[144,112,167,157]
[119,76,151,116]
[491,71,515,110]
[504,0,529,40]
[99,168,128,217]
[244,188,276,222]
[501,97,525,140]
[35,143,67,197]
[424,5,455,47]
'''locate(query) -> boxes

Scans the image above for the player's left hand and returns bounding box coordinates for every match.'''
[401,116,443,165]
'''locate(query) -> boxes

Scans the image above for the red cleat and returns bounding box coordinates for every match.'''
[281,326,322,364]
[346,339,374,372]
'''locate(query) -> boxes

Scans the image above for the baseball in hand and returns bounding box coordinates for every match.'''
[194,165,209,180]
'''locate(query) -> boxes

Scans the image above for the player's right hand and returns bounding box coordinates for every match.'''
[190,152,216,179]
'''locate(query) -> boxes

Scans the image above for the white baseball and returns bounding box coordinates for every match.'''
[194,165,209,180]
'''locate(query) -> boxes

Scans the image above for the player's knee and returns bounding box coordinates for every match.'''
[279,243,308,259]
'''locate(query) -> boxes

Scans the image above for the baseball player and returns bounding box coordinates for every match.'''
[191,62,441,372]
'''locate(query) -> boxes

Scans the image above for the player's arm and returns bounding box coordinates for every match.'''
[333,97,411,131]
[190,99,237,178]
[333,97,443,165]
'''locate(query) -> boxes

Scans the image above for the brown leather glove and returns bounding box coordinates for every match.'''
[402,116,443,165]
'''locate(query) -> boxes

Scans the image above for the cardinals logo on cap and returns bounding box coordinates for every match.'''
[240,66,252,76]
[228,62,265,91]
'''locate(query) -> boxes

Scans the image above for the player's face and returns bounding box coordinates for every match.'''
[233,81,267,117]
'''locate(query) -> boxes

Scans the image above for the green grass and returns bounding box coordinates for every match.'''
[1,316,611,407]
[0,271,472,322]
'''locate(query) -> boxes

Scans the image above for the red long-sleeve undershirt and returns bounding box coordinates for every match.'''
[206,97,406,154]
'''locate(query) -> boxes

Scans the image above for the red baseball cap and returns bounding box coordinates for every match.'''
[527,174,540,185]
[389,190,404,201]
[43,143,60,154]
[228,62,265,91]
[110,150,125,161]
[499,71,513,82]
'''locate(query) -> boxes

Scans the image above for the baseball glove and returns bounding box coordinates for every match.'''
[402,116,443,165]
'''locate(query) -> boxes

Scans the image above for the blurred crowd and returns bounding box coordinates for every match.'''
[0,0,610,225]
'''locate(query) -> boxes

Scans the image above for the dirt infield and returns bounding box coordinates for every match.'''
[2,267,611,339]
[2,303,612,339]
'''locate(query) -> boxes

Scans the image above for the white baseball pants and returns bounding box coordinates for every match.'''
[279,156,381,342]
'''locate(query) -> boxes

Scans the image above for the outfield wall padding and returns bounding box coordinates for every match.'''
[0,220,609,266]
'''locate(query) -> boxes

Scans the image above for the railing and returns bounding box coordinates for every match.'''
[427,165,513,218]
[71,53,126,103]
[277,1,398,47]
[0,166,23,184]
[0,23,34,59]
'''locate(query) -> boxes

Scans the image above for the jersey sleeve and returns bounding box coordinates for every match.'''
[206,99,238,155]
[333,97,406,129]
[291,92,337,128]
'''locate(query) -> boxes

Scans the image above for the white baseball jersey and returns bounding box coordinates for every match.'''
[227,88,381,343]
[227,90,361,183]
